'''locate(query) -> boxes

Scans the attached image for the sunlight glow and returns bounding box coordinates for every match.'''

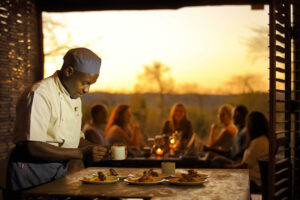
[43,6,269,94]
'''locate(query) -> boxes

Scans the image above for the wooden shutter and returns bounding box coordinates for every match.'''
[293,0,300,199]
[269,0,293,199]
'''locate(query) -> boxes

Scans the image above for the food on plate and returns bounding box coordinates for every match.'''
[98,172,106,181]
[108,168,119,176]
[83,171,106,182]
[129,169,163,183]
[137,171,154,182]
[148,168,159,177]
[173,170,208,182]
[178,174,197,182]
[187,169,208,178]
[83,176,101,182]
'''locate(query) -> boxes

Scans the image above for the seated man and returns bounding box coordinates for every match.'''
[228,105,248,160]
[7,48,107,194]
[82,104,109,146]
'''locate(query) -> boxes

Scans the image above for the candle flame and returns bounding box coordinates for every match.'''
[156,148,164,155]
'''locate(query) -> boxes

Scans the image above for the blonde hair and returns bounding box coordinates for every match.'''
[169,103,187,131]
[219,104,233,119]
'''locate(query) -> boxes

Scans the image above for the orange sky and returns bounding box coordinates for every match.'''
[43,5,269,94]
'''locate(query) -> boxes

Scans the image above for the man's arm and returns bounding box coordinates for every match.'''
[79,137,95,147]
[26,141,82,161]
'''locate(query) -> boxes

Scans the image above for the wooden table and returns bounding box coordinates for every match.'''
[22,167,250,200]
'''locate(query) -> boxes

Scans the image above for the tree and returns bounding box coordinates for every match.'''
[223,73,267,94]
[243,26,268,63]
[130,93,148,135]
[43,15,73,58]
[42,14,101,76]
[134,61,174,120]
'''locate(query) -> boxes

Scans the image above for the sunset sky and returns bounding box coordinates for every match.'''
[43,5,269,94]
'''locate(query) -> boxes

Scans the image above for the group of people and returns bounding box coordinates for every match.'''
[203,104,269,192]
[82,102,194,152]
[5,47,269,197]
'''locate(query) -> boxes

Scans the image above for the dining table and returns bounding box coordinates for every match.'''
[22,167,250,200]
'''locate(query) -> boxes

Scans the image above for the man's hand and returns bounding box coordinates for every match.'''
[80,145,107,162]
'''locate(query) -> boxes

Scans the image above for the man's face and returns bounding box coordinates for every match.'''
[64,70,99,99]
[233,109,240,125]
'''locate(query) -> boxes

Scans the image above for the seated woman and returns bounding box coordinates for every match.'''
[82,104,109,146]
[161,103,193,150]
[225,111,269,192]
[207,104,237,151]
[104,104,141,150]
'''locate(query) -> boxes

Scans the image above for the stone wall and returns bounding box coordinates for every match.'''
[0,0,43,160]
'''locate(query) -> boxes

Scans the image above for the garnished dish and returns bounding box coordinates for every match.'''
[168,170,208,186]
[135,168,169,179]
[173,169,208,179]
[81,172,119,184]
[124,170,165,185]
[106,168,128,179]
[108,168,118,176]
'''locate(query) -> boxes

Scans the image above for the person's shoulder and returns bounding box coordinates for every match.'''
[84,128,97,135]
[256,135,269,144]
[17,77,55,104]
[227,124,237,134]
[82,122,92,132]
[110,125,123,132]
[32,76,56,96]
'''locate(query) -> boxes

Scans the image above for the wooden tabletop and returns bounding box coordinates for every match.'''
[23,167,250,200]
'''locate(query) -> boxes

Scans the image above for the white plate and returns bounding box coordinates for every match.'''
[124,177,165,185]
[81,177,119,184]
[168,178,207,186]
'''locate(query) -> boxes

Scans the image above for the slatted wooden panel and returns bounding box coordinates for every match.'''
[269,0,292,199]
[0,0,43,160]
[293,0,300,199]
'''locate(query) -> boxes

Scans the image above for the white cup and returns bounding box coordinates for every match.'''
[111,146,126,160]
[161,162,175,175]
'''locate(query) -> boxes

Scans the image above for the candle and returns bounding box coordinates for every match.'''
[169,136,177,150]
[156,147,164,156]
[170,138,175,144]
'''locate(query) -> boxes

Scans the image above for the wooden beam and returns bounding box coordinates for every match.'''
[37,0,269,12]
